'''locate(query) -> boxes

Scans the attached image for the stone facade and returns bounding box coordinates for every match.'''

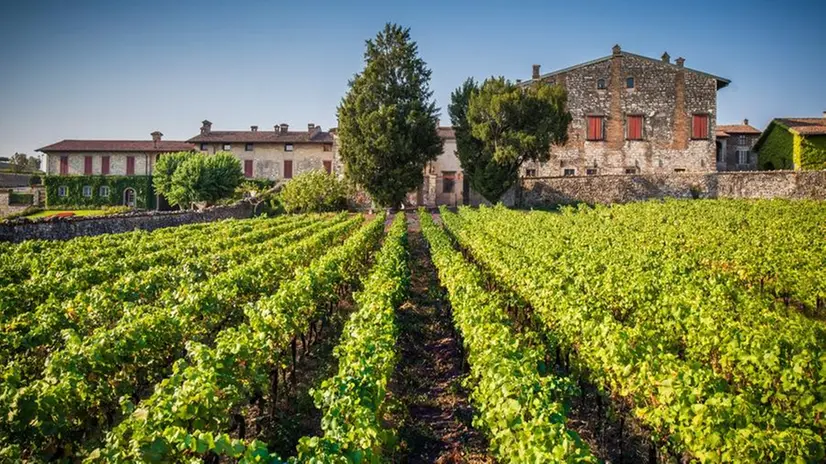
[515,170,826,207]
[522,45,728,176]
[715,120,761,171]
[45,152,155,176]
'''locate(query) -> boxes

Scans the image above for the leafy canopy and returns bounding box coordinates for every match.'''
[337,23,442,207]
[153,151,242,208]
[279,170,350,214]
[452,77,571,202]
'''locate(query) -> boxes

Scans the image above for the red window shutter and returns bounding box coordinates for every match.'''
[627,115,643,140]
[126,156,135,175]
[693,115,708,139]
[587,116,604,140]
[101,156,110,175]
[283,160,293,179]
[84,156,93,175]
[244,159,253,178]
[323,160,332,174]
[60,156,68,175]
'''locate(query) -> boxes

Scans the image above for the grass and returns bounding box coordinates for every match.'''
[24,209,106,219]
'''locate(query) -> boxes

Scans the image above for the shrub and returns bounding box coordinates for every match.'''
[157,152,243,209]
[279,170,349,213]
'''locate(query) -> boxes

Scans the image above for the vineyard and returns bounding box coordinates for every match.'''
[0,199,824,463]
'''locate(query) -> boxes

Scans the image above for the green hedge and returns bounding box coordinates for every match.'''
[9,192,33,206]
[44,175,154,209]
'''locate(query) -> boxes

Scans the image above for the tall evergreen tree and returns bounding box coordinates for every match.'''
[337,23,442,207]
[451,77,571,203]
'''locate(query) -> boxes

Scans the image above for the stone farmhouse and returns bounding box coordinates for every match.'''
[754,114,826,171]
[519,45,730,176]
[188,121,337,180]
[715,120,762,171]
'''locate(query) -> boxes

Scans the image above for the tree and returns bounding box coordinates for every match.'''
[453,77,571,202]
[279,170,349,213]
[154,151,242,209]
[337,23,442,207]
[7,153,41,172]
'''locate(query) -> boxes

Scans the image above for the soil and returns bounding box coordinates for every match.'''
[385,213,494,464]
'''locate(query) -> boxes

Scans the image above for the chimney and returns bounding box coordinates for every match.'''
[612,44,622,56]
[822,110,826,119]
[662,52,670,63]
[251,125,258,132]
[280,123,289,134]
[676,57,685,67]
[308,123,315,132]
[151,131,162,148]
[200,120,212,135]
[532,64,541,80]
[743,118,749,126]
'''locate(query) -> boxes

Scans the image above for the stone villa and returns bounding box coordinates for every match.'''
[715,120,762,171]
[520,45,730,176]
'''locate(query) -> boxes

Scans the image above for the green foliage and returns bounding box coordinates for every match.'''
[757,123,795,170]
[8,192,33,206]
[295,213,409,462]
[159,152,243,208]
[449,78,519,203]
[44,175,152,208]
[455,77,571,202]
[799,134,826,170]
[337,23,443,207]
[8,153,40,173]
[279,170,349,213]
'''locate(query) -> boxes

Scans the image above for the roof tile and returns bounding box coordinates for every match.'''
[38,140,195,153]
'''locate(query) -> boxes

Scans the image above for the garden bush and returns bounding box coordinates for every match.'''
[279,170,349,213]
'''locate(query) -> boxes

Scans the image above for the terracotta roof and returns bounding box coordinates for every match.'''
[715,129,730,138]
[716,124,761,135]
[188,130,334,144]
[522,50,730,90]
[776,118,826,136]
[38,140,195,153]
[438,127,455,139]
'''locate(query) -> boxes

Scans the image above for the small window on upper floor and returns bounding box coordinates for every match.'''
[596,79,606,90]
[222,144,232,151]
[674,168,687,173]
[626,77,635,89]
[525,168,536,177]
[586,168,598,176]
[245,143,254,152]
[692,114,710,139]
[200,143,208,151]
[737,135,747,146]
[285,144,294,152]
[563,168,576,177]
[323,144,332,152]
[625,167,638,174]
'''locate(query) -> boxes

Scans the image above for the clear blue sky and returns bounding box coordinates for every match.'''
[1,0,824,161]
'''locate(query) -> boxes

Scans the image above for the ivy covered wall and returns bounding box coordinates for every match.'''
[757,124,795,170]
[798,135,826,170]
[44,175,154,209]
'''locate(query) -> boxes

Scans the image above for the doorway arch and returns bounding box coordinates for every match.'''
[123,188,136,208]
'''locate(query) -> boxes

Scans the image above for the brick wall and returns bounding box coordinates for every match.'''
[516,170,826,207]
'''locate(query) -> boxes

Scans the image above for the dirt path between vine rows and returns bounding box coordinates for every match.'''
[385,212,494,463]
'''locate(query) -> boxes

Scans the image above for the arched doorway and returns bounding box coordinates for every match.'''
[123,188,136,208]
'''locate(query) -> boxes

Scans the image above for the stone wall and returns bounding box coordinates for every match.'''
[517,170,826,207]
[524,46,720,176]
[0,199,257,243]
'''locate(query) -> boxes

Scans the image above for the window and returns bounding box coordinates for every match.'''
[82,185,92,197]
[442,171,456,193]
[245,143,254,152]
[323,160,332,174]
[563,168,576,177]
[59,156,69,175]
[101,156,110,175]
[283,160,293,179]
[625,167,638,174]
[737,150,750,165]
[244,159,253,178]
[323,144,333,152]
[525,168,536,177]
[626,115,644,140]
[626,77,635,89]
[586,116,605,141]
[200,143,208,151]
[126,156,135,175]
[737,135,747,145]
[284,144,294,152]
[222,144,232,151]
[99,185,110,197]
[57,186,68,197]
[84,156,93,175]
[597,78,606,90]
[692,114,710,139]
[674,168,686,172]
[586,168,598,176]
